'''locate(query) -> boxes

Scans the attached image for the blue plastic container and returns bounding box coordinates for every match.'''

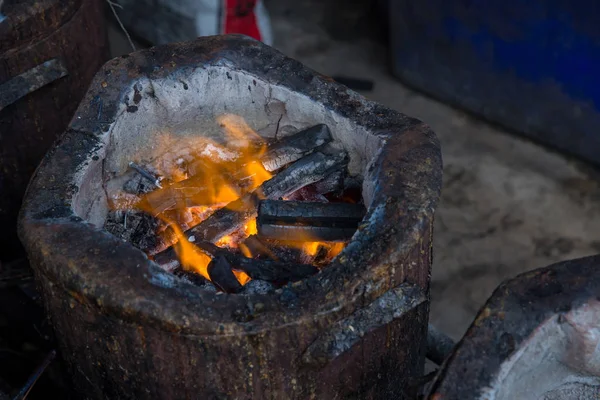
[390,1,600,164]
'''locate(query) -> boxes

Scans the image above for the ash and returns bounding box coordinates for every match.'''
[105,210,158,251]
[243,280,275,295]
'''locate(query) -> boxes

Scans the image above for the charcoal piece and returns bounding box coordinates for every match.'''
[259,223,359,242]
[326,175,363,204]
[313,170,345,195]
[257,200,365,242]
[302,244,330,266]
[172,267,208,287]
[193,241,319,282]
[261,124,332,171]
[260,151,348,200]
[240,235,276,259]
[232,256,318,282]
[154,242,318,283]
[184,151,348,244]
[123,174,157,195]
[242,280,275,295]
[207,255,243,293]
[286,186,329,203]
[154,255,180,272]
[140,175,214,215]
[262,239,305,263]
[104,210,159,252]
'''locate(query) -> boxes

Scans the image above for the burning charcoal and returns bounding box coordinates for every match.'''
[260,151,348,200]
[193,241,319,282]
[261,124,332,171]
[262,239,305,263]
[240,235,276,259]
[207,255,243,293]
[286,186,329,203]
[257,200,366,242]
[153,252,180,272]
[232,256,318,282]
[313,170,345,195]
[182,151,348,245]
[326,175,363,204]
[139,175,215,216]
[128,162,163,188]
[155,242,318,284]
[242,280,275,295]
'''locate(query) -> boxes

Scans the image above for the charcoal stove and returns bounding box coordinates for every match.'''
[427,255,600,399]
[18,35,442,399]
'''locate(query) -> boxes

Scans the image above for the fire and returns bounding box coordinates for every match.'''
[120,115,273,286]
[172,224,212,280]
[112,114,347,288]
[301,241,345,260]
[274,229,346,262]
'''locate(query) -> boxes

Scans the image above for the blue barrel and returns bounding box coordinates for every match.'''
[390,1,600,164]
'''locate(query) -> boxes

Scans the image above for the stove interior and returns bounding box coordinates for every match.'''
[72,66,385,294]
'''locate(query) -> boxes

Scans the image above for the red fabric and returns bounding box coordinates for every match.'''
[223,0,262,41]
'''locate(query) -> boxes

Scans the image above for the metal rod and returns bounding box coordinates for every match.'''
[426,324,455,365]
[13,349,56,400]
[128,162,162,188]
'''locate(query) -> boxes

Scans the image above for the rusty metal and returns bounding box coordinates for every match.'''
[427,255,600,399]
[0,0,108,262]
[0,59,68,111]
[19,35,442,399]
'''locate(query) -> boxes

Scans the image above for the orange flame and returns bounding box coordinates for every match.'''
[119,115,273,286]
[112,114,347,287]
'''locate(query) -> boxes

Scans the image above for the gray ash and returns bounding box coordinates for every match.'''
[105,210,159,251]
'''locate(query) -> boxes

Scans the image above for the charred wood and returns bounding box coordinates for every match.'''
[172,267,209,287]
[313,170,345,195]
[182,151,348,245]
[193,241,318,282]
[207,255,243,293]
[261,124,332,172]
[286,186,329,203]
[155,240,318,284]
[258,225,358,242]
[239,235,276,259]
[257,200,365,242]
[232,255,318,282]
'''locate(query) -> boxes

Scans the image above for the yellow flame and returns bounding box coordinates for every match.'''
[233,270,252,285]
[121,115,274,286]
[112,115,347,286]
[303,242,321,257]
[239,243,253,258]
[244,219,257,236]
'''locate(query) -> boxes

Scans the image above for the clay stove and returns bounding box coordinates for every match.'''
[18,35,442,399]
[427,255,600,400]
